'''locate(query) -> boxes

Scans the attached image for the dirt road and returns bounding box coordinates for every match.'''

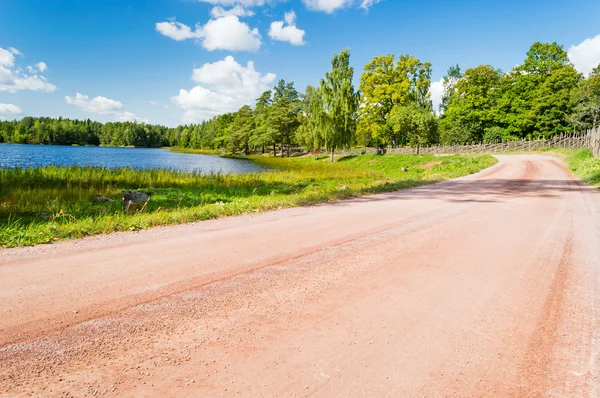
[1,155,599,397]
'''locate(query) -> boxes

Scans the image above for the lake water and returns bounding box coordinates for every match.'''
[0,144,266,173]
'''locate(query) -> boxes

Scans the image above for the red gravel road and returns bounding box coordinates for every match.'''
[1,154,599,397]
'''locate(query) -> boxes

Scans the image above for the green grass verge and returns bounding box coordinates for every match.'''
[0,153,496,248]
[552,148,600,186]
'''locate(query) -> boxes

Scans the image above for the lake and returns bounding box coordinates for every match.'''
[0,144,266,173]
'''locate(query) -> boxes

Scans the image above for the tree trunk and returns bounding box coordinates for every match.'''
[330,148,335,163]
[273,143,276,157]
[262,145,265,154]
[416,142,420,155]
[244,142,249,156]
[281,142,284,158]
[287,139,290,158]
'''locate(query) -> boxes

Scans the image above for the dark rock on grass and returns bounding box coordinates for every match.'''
[122,191,150,204]
[122,191,151,213]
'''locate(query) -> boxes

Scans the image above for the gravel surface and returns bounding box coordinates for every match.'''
[1,155,599,397]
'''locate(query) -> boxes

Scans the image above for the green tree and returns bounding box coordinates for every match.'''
[440,65,503,144]
[270,79,300,157]
[518,42,571,75]
[359,54,432,147]
[226,105,255,154]
[571,65,600,130]
[296,85,327,159]
[389,103,438,153]
[250,90,278,155]
[320,49,359,162]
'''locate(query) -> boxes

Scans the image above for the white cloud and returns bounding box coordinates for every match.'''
[268,10,306,46]
[172,55,276,123]
[430,78,444,114]
[0,48,15,67]
[568,34,600,76]
[0,47,56,93]
[210,5,254,17]
[65,93,147,123]
[156,21,202,41]
[156,15,261,51]
[36,62,48,72]
[201,15,261,51]
[301,0,352,13]
[0,103,22,115]
[359,0,380,9]
[149,100,157,106]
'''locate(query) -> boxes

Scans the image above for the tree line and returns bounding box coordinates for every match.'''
[1,42,599,159]
[0,117,169,148]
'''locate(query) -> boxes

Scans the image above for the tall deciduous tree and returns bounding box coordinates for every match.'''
[359,54,432,147]
[320,49,359,162]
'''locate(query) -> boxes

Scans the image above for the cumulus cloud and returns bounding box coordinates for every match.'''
[201,15,261,51]
[210,5,254,17]
[430,78,444,114]
[0,47,56,93]
[568,34,600,76]
[156,15,261,51]
[268,10,306,46]
[172,56,276,123]
[65,93,147,123]
[0,103,22,115]
[301,0,352,13]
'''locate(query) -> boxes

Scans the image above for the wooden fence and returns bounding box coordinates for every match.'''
[334,126,600,157]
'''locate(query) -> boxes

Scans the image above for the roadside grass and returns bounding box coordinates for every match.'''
[548,148,600,186]
[0,153,496,248]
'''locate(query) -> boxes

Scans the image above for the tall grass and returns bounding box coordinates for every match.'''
[0,154,496,247]
[560,148,600,186]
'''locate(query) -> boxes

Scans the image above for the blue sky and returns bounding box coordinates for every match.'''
[1,0,600,126]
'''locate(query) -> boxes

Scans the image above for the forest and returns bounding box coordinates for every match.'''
[1,42,599,158]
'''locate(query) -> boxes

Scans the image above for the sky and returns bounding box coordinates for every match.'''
[1,0,600,127]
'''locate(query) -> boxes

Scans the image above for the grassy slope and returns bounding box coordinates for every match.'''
[0,154,496,248]
[557,148,600,186]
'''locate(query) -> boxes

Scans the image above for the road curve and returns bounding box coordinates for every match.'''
[1,154,599,397]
